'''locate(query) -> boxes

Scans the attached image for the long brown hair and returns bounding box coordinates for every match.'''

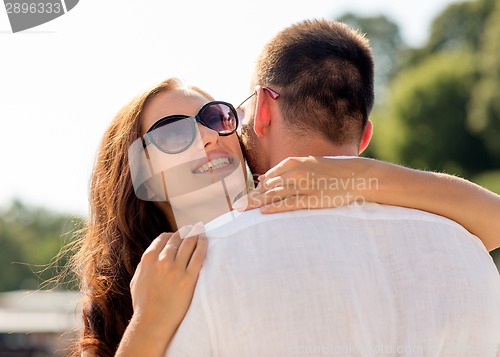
[70,77,213,356]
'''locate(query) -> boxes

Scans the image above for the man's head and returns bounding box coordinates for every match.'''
[240,19,375,176]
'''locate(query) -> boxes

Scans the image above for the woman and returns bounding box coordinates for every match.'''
[74,77,246,356]
[74,76,500,356]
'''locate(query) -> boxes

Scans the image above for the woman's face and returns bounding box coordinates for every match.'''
[138,88,247,226]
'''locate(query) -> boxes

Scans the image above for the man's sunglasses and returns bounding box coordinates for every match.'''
[143,101,239,154]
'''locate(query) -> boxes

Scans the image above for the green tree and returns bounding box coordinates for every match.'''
[0,200,83,291]
[405,0,496,68]
[367,0,500,176]
[467,0,500,161]
[373,51,493,177]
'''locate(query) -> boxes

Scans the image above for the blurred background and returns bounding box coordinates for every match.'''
[1,0,499,355]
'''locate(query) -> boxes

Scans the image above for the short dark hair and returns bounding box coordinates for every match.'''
[254,19,374,144]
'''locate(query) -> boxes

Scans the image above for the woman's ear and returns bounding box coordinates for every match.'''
[253,86,272,138]
[358,119,373,155]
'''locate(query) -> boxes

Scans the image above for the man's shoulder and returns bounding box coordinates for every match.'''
[202,203,488,258]
[205,202,470,238]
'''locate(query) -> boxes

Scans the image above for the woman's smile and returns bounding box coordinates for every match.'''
[192,150,238,176]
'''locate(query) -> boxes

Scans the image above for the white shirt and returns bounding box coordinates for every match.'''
[166,203,500,356]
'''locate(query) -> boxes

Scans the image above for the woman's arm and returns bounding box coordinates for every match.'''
[234,156,500,252]
[115,223,207,357]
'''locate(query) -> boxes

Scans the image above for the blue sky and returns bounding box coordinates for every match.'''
[0,0,461,216]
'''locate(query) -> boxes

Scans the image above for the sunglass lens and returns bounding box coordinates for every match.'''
[148,118,194,153]
[201,103,237,134]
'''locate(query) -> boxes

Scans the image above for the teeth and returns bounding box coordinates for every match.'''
[197,157,231,173]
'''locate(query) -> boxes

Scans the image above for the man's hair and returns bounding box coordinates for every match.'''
[254,19,374,145]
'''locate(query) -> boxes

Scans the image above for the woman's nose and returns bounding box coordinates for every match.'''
[197,123,219,148]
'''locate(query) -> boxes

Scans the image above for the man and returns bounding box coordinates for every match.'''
[166,19,500,356]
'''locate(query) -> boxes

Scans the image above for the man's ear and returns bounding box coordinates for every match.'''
[358,119,373,155]
[253,86,272,138]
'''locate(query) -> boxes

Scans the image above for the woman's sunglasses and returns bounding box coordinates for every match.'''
[143,101,239,154]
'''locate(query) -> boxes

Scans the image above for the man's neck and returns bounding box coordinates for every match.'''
[269,136,359,168]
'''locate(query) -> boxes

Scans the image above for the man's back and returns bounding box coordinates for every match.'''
[167,204,500,356]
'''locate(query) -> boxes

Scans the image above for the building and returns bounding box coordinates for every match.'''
[0,290,81,356]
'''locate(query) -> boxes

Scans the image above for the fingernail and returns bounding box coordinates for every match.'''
[257,174,265,182]
[232,196,248,211]
[186,222,205,238]
[179,225,193,239]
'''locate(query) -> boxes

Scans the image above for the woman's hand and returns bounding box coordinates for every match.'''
[233,156,379,213]
[116,223,207,357]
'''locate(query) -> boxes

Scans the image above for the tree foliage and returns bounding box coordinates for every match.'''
[0,200,83,291]
[405,0,496,68]
[361,0,499,182]
[467,0,500,160]
[374,51,493,177]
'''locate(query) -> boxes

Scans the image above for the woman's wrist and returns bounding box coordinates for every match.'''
[116,313,176,357]
[132,309,178,340]
[353,157,389,203]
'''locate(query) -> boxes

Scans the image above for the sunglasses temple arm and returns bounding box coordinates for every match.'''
[236,92,256,109]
